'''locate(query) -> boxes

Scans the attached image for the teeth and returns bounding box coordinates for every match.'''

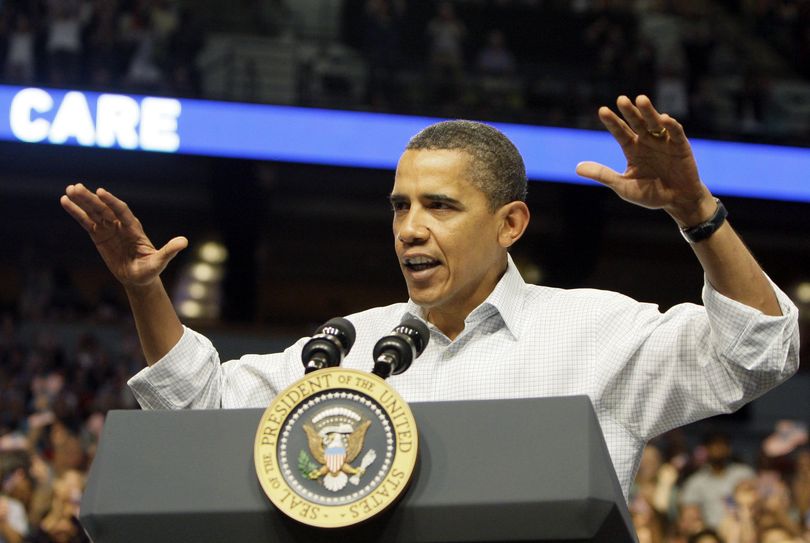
[405,256,437,266]
[404,256,439,273]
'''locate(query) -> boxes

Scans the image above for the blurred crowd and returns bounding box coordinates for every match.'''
[630,428,810,543]
[1,0,810,144]
[0,0,204,97]
[0,270,141,543]
[346,0,810,142]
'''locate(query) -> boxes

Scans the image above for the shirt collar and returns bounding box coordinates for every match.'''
[403,253,526,340]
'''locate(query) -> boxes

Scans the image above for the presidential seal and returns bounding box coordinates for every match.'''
[254,368,418,528]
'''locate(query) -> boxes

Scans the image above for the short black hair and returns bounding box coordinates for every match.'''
[702,431,731,446]
[406,120,528,211]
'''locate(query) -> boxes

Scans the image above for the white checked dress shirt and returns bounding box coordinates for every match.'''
[128,256,799,497]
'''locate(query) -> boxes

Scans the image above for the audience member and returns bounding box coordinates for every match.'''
[361,0,404,107]
[679,433,755,529]
[717,478,758,543]
[29,470,86,543]
[44,0,86,86]
[0,494,27,543]
[759,524,804,543]
[3,13,34,83]
[426,1,465,107]
[674,504,709,542]
[474,29,521,114]
[632,444,679,518]
[793,448,810,525]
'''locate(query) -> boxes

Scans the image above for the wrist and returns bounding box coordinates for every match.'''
[124,279,164,299]
[678,198,728,243]
[666,193,717,227]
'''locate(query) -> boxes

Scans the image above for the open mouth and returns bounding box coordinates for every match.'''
[403,256,440,272]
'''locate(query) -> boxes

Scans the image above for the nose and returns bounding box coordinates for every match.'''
[395,208,429,245]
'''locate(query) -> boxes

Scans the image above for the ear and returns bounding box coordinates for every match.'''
[496,201,530,248]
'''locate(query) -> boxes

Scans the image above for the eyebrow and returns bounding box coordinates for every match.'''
[388,193,464,207]
[389,194,407,205]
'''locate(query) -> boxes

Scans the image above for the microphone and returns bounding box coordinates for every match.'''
[302,317,356,374]
[371,318,430,379]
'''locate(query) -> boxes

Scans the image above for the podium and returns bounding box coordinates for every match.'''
[80,396,637,542]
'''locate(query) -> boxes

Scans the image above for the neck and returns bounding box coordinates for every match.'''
[424,258,509,340]
[426,310,465,341]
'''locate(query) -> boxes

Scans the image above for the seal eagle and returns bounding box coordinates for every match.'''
[303,419,371,491]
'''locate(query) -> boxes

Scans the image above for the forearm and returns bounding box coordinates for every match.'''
[689,222,780,316]
[737,508,757,543]
[651,482,672,513]
[125,279,184,366]
[668,197,781,317]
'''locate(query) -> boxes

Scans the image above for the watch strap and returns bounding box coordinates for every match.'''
[680,198,727,243]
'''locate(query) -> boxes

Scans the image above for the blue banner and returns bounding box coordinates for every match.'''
[1,84,809,203]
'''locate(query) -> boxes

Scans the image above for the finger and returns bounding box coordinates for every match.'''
[575,161,627,191]
[660,114,688,145]
[67,183,118,224]
[635,95,665,131]
[96,187,138,228]
[155,236,188,264]
[598,106,636,147]
[60,193,97,233]
[616,95,647,135]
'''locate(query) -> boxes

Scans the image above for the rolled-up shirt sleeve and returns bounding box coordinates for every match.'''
[128,327,223,409]
[702,276,799,375]
[128,326,306,409]
[595,276,799,443]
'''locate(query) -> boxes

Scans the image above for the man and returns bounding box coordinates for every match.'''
[60,96,799,497]
[680,432,755,529]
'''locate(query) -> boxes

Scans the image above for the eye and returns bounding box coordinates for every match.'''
[428,201,453,210]
[391,200,409,212]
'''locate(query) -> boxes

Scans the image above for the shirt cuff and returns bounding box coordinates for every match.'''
[702,275,799,367]
[127,326,219,409]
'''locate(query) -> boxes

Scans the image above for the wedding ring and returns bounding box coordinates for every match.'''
[647,127,667,138]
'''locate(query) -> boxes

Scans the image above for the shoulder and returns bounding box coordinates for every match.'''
[681,466,711,490]
[522,283,650,313]
[728,463,755,478]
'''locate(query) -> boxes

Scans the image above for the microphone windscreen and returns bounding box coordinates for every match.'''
[397,318,430,356]
[320,317,356,351]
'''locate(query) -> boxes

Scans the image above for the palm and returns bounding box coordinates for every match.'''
[618,138,702,210]
[90,222,163,286]
[577,95,711,222]
[61,184,187,287]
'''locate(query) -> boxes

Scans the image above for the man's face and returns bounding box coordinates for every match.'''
[391,149,508,321]
[706,439,731,466]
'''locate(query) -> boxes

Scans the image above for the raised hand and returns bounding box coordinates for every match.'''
[576,95,716,226]
[576,95,782,316]
[60,183,188,288]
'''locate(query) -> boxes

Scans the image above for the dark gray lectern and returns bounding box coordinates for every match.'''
[81,396,636,542]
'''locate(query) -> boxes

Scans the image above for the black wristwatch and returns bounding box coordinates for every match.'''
[680,198,728,243]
